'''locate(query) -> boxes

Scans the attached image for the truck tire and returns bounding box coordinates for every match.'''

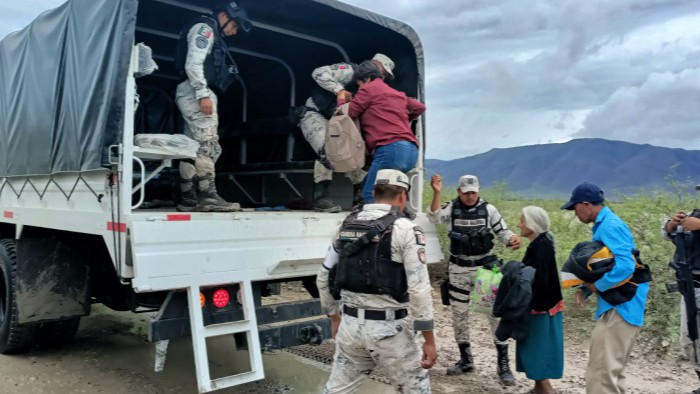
[37,318,80,347]
[0,239,37,354]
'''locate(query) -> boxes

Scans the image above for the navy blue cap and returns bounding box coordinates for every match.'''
[561,183,604,210]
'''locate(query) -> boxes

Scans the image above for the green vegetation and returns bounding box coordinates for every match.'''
[423,179,700,349]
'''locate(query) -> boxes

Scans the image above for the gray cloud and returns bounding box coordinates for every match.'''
[575,68,700,148]
[346,0,700,158]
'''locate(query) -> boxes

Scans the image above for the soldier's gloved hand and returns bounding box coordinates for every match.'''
[199,97,214,115]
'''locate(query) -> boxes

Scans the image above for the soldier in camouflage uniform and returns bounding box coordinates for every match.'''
[174,2,251,212]
[662,210,700,394]
[299,54,395,212]
[317,169,436,393]
[428,173,521,385]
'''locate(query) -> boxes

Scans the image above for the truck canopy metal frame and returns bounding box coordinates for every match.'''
[0,2,435,391]
[0,0,426,179]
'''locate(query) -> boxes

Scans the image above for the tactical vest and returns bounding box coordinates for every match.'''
[310,62,356,119]
[332,211,408,302]
[449,199,494,256]
[175,16,237,93]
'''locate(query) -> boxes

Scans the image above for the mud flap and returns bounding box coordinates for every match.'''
[15,236,90,324]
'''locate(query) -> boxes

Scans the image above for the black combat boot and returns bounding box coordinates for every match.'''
[176,179,198,212]
[446,342,475,375]
[197,174,240,212]
[496,343,516,386]
[692,370,700,394]
[352,183,364,209]
[312,180,341,213]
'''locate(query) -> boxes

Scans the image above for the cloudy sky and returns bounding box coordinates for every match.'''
[2,1,699,159]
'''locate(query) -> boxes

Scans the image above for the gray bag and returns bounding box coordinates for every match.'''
[324,103,365,173]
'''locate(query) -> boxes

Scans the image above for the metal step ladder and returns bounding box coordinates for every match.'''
[186,279,264,393]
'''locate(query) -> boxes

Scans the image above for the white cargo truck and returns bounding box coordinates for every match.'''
[0,0,441,392]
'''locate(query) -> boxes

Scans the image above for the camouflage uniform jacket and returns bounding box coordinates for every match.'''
[312,62,355,94]
[183,22,216,100]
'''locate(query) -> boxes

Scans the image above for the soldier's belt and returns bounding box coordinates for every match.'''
[343,305,408,321]
[449,254,497,268]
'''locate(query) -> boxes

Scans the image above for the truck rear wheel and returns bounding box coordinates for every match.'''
[0,239,37,354]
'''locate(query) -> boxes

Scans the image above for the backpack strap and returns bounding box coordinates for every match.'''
[340,214,399,257]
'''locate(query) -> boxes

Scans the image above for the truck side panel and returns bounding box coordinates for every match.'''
[129,212,345,292]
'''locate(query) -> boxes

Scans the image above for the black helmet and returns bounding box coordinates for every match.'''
[216,1,252,33]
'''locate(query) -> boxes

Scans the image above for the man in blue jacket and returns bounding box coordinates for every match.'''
[562,182,649,394]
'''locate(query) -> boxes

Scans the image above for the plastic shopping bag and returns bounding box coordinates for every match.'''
[470,266,503,314]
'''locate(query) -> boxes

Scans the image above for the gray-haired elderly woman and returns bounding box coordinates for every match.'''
[516,206,564,394]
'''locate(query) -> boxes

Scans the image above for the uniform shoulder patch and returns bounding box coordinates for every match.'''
[440,201,451,209]
[413,226,426,246]
[195,36,209,49]
[417,248,427,264]
[197,25,213,38]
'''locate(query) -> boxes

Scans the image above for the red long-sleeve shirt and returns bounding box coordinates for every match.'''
[347,78,425,153]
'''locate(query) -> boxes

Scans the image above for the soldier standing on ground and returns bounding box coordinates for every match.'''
[428,173,521,385]
[662,208,700,394]
[317,169,436,393]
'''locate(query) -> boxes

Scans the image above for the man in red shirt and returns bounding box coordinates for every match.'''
[346,61,426,204]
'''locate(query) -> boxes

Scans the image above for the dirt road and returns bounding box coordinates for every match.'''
[0,309,394,394]
[0,286,697,394]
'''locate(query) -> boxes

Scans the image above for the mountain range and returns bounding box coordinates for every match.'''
[425,139,700,199]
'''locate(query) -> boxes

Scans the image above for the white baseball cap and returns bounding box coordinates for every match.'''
[372,53,395,80]
[375,169,410,190]
[458,175,479,193]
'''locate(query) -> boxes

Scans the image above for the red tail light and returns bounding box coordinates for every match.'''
[212,289,230,308]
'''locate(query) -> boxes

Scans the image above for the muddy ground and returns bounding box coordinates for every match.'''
[0,281,697,394]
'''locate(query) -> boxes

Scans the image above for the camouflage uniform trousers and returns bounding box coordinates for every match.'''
[323,314,430,394]
[176,81,222,190]
[448,261,508,346]
[299,99,366,185]
[680,287,700,372]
